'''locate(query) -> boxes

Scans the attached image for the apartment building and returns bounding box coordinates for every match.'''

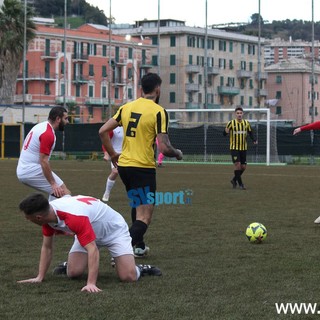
[264,38,320,66]
[113,19,267,121]
[14,22,153,123]
[265,57,320,125]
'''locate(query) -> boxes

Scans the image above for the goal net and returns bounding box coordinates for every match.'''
[166,108,279,165]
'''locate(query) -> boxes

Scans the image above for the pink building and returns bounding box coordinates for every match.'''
[15,23,153,123]
[265,57,320,126]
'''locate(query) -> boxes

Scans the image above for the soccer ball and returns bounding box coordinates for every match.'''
[246,222,267,243]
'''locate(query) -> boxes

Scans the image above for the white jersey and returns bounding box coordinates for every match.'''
[44,195,128,248]
[110,126,123,153]
[17,121,56,175]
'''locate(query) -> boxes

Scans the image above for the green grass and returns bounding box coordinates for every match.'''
[2,160,320,319]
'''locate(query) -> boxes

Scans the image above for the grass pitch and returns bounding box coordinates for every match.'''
[1,160,320,319]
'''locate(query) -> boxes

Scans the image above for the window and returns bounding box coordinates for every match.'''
[219,40,226,51]
[240,96,244,105]
[151,36,158,45]
[128,88,133,100]
[219,59,226,69]
[44,83,50,95]
[249,96,253,106]
[276,75,282,84]
[240,61,246,70]
[198,74,202,85]
[249,62,253,71]
[241,43,245,54]
[189,55,193,65]
[229,41,233,53]
[249,79,254,89]
[170,55,176,66]
[170,73,176,84]
[88,85,94,97]
[61,40,65,53]
[115,87,119,99]
[76,85,81,97]
[128,47,133,59]
[102,45,107,57]
[89,64,94,76]
[240,79,245,89]
[152,55,158,66]
[276,106,282,115]
[94,44,97,55]
[220,76,224,86]
[102,66,107,77]
[170,36,176,47]
[276,91,282,99]
[61,62,64,74]
[169,92,176,103]
[60,83,65,96]
[102,86,107,98]
[45,61,50,78]
[229,60,233,70]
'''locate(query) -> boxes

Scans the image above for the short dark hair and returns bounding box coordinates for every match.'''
[19,193,50,216]
[141,73,162,94]
[235,107,243,112]
[48,107,67,121]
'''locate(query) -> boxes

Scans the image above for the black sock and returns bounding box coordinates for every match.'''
[129,220,148,247]
[232,170,237,181]
[235,170,243,185]
[131,208,136,223]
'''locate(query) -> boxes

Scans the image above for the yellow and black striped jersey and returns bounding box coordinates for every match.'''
[113,97,168,168]
[225,119,254,151]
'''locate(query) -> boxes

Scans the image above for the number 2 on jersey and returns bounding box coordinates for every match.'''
[126,112,141,137]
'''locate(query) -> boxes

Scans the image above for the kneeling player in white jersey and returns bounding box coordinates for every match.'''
[17,194,161,293]
[16,107,71,201]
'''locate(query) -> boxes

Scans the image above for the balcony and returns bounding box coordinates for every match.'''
[185,102,201,109]
[207,66,220,75]
[14,94,32,104]
[41,51,58,60]
[116,59,127,65]
[72,75,89,84]
[55,96,76,105]
[85,97,110,106]
[185,65,201,73]
[236,70,253,78]
[113,78,127,86]
[72,53,89,62]
[255,72,268,80]
[254,88,268,97]
[218,85,240,95]
[17,72,57,81]
[207,104,221,109]
[139,62,153,69]
[185,83,200,92]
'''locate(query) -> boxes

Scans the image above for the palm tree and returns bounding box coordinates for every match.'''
[0,0,35,105]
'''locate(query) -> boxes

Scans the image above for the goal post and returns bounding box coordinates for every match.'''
[166,108,275,166]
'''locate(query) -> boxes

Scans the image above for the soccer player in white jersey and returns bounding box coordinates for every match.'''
[16,107,71,201]
[17,193,161,293]
[102,126,124,202]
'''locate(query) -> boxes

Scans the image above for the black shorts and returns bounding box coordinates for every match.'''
[231,150,247,165]
[118,166,156,207]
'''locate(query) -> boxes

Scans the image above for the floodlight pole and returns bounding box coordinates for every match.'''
[22,0,27,128]
[108,0,112,119]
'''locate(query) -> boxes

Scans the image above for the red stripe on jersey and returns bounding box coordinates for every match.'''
[109,131,114,139]
[57,210,96,247]
[39,123,55,155]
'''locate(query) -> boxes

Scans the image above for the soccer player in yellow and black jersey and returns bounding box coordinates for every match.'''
[223,107,257,190]
[99,73,183,257]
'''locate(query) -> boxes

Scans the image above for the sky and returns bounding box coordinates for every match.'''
[87,0,317,27]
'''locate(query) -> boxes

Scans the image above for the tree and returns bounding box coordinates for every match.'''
[250,13,264,26]
[0,0,35,104]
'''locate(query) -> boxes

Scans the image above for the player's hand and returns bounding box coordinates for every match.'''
[17,276,43,284]
[225,128,230,134]
[110,153,120,168]
[253,140,258,145]
[176,149,183,160]
[51,183,65,198]
[81,284,102,293]
[293,128,301,135]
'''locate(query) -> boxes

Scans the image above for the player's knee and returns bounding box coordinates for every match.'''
[118,268,137,282]
[67,265,84,279]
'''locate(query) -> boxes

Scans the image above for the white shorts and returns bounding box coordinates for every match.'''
[17,165,63,194]
[69,231,134,258]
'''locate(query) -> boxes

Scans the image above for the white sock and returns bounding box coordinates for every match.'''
[105,178,115,194]
[135,265,141,280]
